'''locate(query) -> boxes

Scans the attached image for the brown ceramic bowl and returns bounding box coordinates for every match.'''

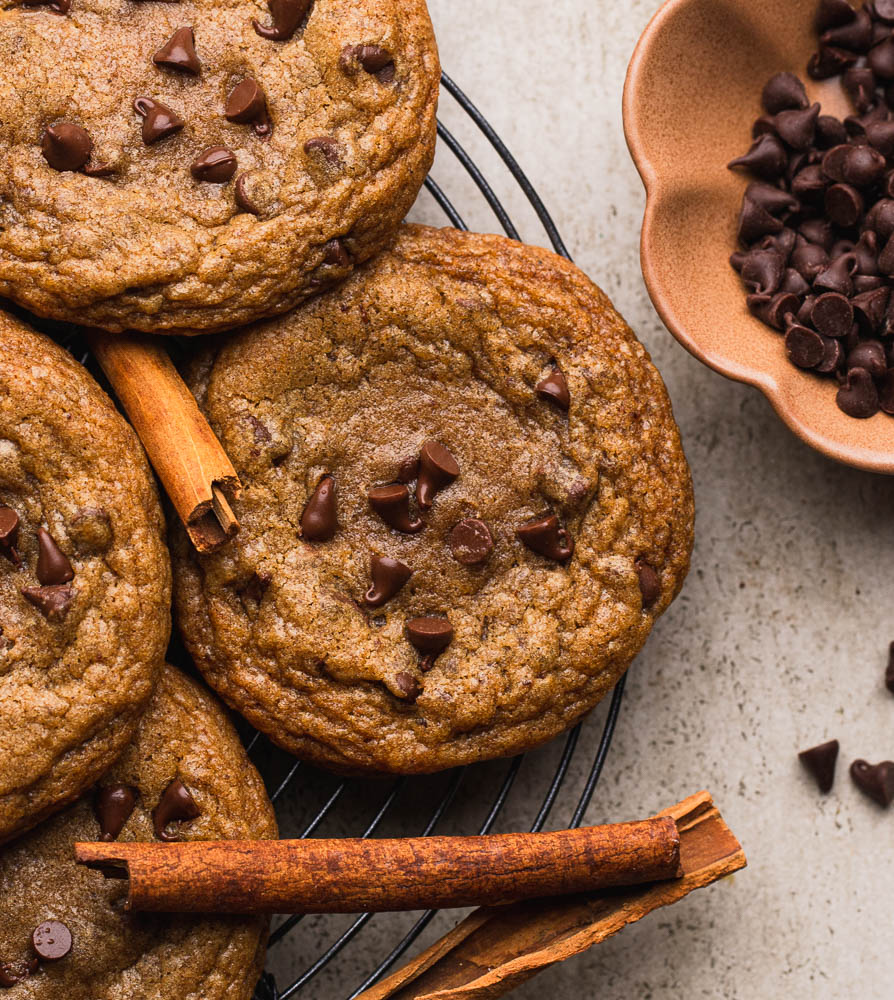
[624,0,894,473]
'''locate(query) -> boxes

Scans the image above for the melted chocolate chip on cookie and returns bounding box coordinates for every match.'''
[95,784,138,841]
[226,78,271,136]
[41,123,92,171]
[133,98,184,145]
[191,146,237,183]
[252,0,312,41]
[368,484,423,533]
[153,779,200,842]
[0,506,21,565]
[516,514,574,562]
[405,616,454,666]
[300,475,338,541]
[448,518,493,565]
[0,958,38,988]
[36,528,74,586]
[416,441,459,510]
[340,44,395,81]
[365,555,412,607]
[21,584,75,620]
[536,367,570,411]
[153,27,200,75]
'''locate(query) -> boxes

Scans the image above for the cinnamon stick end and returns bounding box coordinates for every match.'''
[186,482,241,553]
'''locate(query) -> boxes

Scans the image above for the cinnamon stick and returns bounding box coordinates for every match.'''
[74,818,681,914]
[353,791,746,1000]
[87,332,241,553]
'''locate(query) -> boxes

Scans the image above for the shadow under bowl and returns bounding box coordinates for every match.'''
[623,0,894,473]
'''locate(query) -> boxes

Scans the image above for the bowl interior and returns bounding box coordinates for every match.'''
[624,0,894,473]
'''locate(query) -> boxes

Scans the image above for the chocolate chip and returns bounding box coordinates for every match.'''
[809,45,859,78]
[365,554,412,607]
[234,174,261,215]
[822,6,873,49]
[811,293,853,338]
[304,136,340,165]
[405,616,454,656]
[323,238,351,268]
[850,759,894,807]
[824,183,864,228]
[133,97,184,145]
[761,72,809,114]
[95,784,138,842]
[36,527,73,585]
[886,641,894,693]
[0,505,20,564]
[727,134,788,179]
[21,584,74,620]
[190,146,237,183]
[449,519,493,566]
[836,366,880,417]
[774,102,821,149]
[301,474,338,541]
[737,197,784,245]
[853,288,892,336]
[866,197,894,239]
[31,922,72,962]
[226,78,270,135]
[516,514,574,562]
[368,484,423,534]
[791,243,830,281]
[760,291,801,330]
[252,0,312,40]
[0,959,38,988]
[790,163,827,199]
[153,27,200,74]
[635,558,661,607]
[416,441,459,510]
[747,181,800,216]
[153,779,200,841]
[815,114,849,147]
[341,44,395,77]
[780,268,810,296]
[784,325,825,368]
[740,249,784,295]
[395,671,420,701]
[843,66,877,111]
[814,252,857,296]
[535,367,571,410]
[816,0,857,32]
[848,339,887,375]
[41,123,92,171]
[870,35,894,79]
[798,739,839,793]
[816,335,845,374]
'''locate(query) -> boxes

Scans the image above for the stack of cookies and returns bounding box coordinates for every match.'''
[0,0,693,994]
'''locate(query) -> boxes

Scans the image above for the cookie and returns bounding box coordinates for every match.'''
[0,665,277,998]
[0,312,171,843]
[0,0,438,333]
[172,225,695,774]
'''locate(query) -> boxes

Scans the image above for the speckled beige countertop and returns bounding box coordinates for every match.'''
[268,2,894,996]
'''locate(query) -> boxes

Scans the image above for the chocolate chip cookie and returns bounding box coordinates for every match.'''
[172,225,694,774]
[0,0,438,333]
[0,313,171,843]
[0,664,277,998]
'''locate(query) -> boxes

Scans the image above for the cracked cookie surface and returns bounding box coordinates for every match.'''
[0,665,277,999]
[172,225,694,774]
[0,312,170,842]
[0,0,438,333]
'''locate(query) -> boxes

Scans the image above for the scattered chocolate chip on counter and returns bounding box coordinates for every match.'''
[799,738,840,793]
[849,758,894,807]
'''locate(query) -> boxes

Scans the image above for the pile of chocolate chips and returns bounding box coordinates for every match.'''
[728,0,894,419]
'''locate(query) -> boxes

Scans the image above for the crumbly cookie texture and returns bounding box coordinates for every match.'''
[0,313,171,843]
[0,0,438,333]
[0,665,278,999]
[172,225,695,774]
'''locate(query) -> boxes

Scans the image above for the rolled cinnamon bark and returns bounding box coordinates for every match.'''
[87,332,241,553]
[75,818,681,914]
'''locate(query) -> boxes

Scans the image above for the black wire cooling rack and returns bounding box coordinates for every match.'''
[243,70,629,1000]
